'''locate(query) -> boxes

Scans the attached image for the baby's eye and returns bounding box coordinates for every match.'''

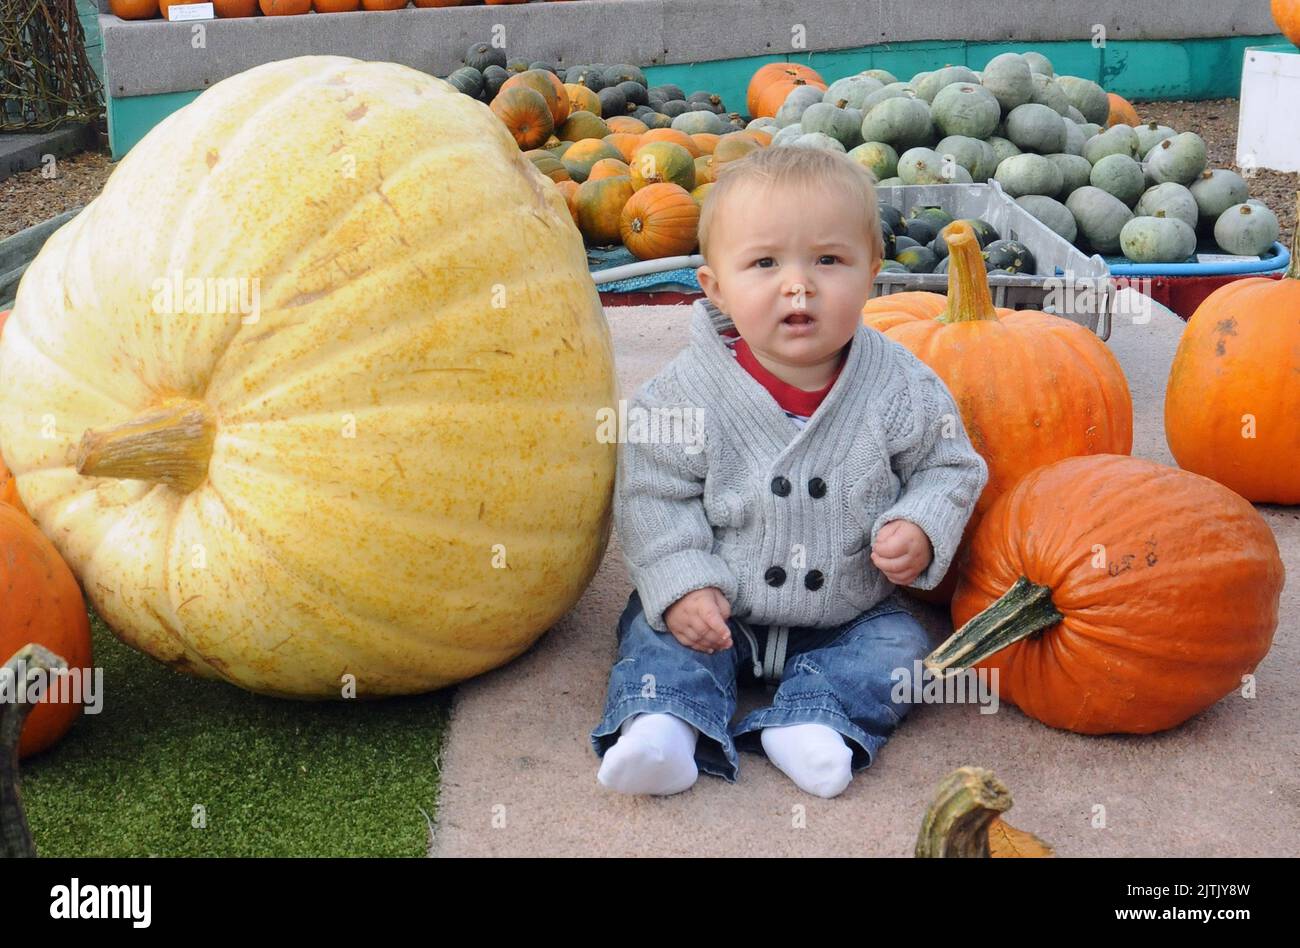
[818,255,840,265]
[754,257,776,268]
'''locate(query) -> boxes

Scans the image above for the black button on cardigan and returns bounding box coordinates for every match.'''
[765,566,787,586]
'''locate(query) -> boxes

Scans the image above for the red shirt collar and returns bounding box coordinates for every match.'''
[720,327,848,418]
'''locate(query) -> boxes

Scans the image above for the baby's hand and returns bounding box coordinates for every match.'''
[664,587,733,654]
[871,520,933,586]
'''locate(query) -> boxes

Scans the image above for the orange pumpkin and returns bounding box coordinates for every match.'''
[565,83,602,117]
[554,179,580,226]
[603,132,644,163]
[745,129,773,147]
[606,116,648,135]
[588,158,631,181]
[413,0,463,6]
[574,176,635,246]
[257,0,311,12]
[1106,93,1140,127]
[620,183,700,260]
[0,504,93,758]
[862,223,1133,599]
[712,133,761,169]
[694,155,715,186]
[557,111,612,142]
[1164,199,1300,503]
[313,0,360,8]
[523,149,570,182]
[690,133,721,156]
[630,140,695,191]
[1273,0,1300,47]
[938,454,1283,734]
[501,69,569,127]
[638,127,702,158]
[491,86,556,151]
[0,452,26,517]
[747,62,827,119]
[110,0,159,17]
[561,138,624,183]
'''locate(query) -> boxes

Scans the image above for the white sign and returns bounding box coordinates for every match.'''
[1195,253,1263,263]
[167,2,215,20]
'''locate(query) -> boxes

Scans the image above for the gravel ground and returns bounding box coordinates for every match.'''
[0,146,115,239]
[1134,98,1297,253]
[1,99,1295,252]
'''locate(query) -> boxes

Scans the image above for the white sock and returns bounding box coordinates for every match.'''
[760,723,854,799]
[597,712,699,796]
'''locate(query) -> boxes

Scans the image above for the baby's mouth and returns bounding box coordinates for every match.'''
[783,312,814,325]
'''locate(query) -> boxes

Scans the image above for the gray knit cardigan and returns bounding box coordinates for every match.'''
[614,298,989,633]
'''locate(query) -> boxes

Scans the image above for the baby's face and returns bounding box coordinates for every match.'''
[697,181,880,374]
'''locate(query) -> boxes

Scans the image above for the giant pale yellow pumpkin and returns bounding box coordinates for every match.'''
[0,57,616,698]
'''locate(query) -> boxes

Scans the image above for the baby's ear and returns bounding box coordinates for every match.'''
[697,265,724,309]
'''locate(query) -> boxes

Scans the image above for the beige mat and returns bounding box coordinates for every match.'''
[430,296,1300,857]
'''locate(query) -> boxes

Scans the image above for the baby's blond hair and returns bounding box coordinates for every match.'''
[698,145,885,265]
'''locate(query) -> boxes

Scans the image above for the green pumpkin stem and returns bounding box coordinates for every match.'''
[1288,192,1300,281]
[938,221,999,324]
[914,767,1012,858]
[76,398,216,493]
[925,576,1064,674]
[1,643,66,858]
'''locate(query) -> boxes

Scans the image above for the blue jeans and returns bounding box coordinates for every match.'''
[590,589,932,783]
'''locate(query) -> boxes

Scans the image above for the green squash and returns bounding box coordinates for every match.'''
[775,85,827,127]
[860,97,934,148]
[770,123,805,147]
[915,65,980,103]
[935,135,997,182]
[791,132,846,152]
[1029,74,1072,116]
[986,136,1022,167]
[1119,215,1197,263]
[994,153,1064,198]
[1089,153,1146,207]
[1024,51,1055,77]
[1056,76,1110,125]
[1066,185,1134,253]
[464,42,507,74]
[848,141,900,181]
[1134,182,1199,230]
[672,111,728,135]
[1005,103,1067,154]
[1213,203,1280,256]
[876,176,905,187]
[862,69,899,85]
[1145,132,1207,186]
[800,102,864,149]
[1047,153,1094,199]
[823,75,885,110]
[447,67,484,99]
[898,147,954,185]
[1189,169,1249,224]
[1061,121,1086,157]
[1134,121,1176,156]
[1015,195,1078,243]
[1083,125,1139,164]
[861,83,916,113]
[931,83,1001,140]
[982,239,1036,274]
[980,53,1034,112]
[879,260,908,273]
[897,246,940,273]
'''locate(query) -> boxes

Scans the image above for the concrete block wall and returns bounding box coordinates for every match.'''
[99,0,1280,98]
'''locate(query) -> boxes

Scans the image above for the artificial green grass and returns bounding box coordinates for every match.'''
[20,605,453,857]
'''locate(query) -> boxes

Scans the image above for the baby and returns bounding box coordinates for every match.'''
[589,146,988,799]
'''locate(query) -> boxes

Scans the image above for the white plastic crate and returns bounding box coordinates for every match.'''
[1237,44,1300,175]
[874,182,1114,340]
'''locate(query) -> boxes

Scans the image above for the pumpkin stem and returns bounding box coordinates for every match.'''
[1,643,66,858]
[1287,192,1300,280]
[937,221,999,323]
[925,576,1064,674]
[914,767,1012,857]
[76,397,216,493]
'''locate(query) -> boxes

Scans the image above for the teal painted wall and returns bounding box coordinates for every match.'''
[77,0,104,88]
[108,34,1289,159]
